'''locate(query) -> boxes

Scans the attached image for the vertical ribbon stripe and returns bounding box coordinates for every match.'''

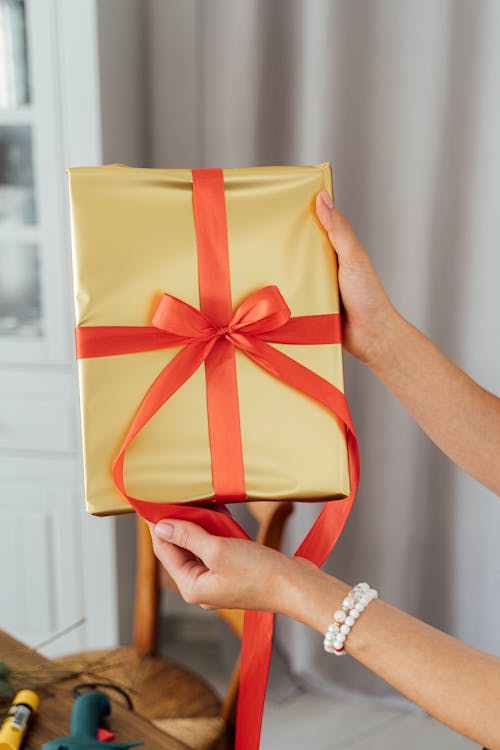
[192,169,246,501]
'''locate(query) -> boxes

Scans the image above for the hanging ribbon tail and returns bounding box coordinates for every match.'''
[112,338,216,501]
[231,334,354,433]
[111,328,358,750]
[236,610,274,750]
[234,475,359,750]
[228,334,359,750]
[294,430,359,562]
[237,334,359,567]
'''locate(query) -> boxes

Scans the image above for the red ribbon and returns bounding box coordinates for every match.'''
[75,168,359,750]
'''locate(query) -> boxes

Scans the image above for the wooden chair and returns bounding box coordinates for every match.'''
[64,501,293,750]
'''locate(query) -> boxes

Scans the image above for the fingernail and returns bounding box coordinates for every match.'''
[155,522,175,541]
[320,190,333,209]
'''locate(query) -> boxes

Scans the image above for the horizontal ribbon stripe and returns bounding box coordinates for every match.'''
[75,313,343,358]
[75,326,189,357]
[75,168,358,750]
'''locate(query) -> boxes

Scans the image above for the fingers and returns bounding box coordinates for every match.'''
[150,519,295,612]
[152,522,214,603]
[153,532,202,579]
[154,519,216,561]
[316,191,365,265]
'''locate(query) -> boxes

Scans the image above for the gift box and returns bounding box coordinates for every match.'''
[68,163,350,516]
[68,163,359,750]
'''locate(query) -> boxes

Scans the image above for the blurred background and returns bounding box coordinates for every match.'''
[0,1,498,748]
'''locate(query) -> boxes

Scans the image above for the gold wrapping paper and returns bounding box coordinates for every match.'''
[68,163,350,515]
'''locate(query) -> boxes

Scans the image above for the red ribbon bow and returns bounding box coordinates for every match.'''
[152,284,292,340]
[75,168,359,750]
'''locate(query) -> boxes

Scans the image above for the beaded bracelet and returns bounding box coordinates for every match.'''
[323,582,378,656]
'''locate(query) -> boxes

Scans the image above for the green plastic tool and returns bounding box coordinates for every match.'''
[42,691,142,750]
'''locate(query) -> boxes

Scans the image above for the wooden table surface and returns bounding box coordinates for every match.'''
[0,630,193,749]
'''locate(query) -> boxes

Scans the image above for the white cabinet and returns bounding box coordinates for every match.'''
[0,474,82,653]
[0,0,145,654]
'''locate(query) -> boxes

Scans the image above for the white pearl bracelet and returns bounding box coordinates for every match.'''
[323,582,378,656]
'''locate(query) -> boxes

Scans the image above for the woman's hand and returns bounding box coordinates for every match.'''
[150,519,340,622]
[316,192,401,367]
[150,521,500,748]
[316,193,500,492]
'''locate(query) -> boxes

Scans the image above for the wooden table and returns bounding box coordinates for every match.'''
[0,630,217,749]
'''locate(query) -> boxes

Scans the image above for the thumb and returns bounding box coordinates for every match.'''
[316,192,365,265]
[154,519,216,561]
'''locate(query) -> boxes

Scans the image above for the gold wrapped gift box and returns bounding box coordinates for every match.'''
[68,163,350,515]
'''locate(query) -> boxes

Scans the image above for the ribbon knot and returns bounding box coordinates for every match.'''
[151,284,292,346]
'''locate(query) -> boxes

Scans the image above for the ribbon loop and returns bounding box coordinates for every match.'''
[152,293,214,339]
[229,285,291,335]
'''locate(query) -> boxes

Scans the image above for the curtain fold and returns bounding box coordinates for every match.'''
[146,0,500,701]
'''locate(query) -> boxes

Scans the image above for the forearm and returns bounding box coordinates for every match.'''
[369,313,500,494]
[284,566,500,749]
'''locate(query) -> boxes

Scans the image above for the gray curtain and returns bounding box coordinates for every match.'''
[146,0,500,702]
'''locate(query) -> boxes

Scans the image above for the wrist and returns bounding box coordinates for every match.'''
[363,308,410,374]
[278,558,351,633]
